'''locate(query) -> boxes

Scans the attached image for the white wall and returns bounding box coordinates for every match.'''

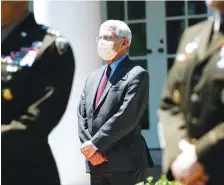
[33,1,103,185]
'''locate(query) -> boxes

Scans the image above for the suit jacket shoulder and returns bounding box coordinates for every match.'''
[127,60,148,80]
[130,62,147,73]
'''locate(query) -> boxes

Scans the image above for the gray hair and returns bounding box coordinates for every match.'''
[101,20,132,46]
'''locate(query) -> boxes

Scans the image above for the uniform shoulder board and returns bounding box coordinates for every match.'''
[55,37,69,56]
[47,27,61,37]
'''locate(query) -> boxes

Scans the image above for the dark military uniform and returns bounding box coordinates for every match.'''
[158,13,224,185]
[1,13,75,185]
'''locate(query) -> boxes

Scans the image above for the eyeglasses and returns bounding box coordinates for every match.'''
[96,35,113,42]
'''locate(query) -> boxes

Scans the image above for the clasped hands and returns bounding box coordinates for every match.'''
[171,139,209,185]
[80,141,107,166]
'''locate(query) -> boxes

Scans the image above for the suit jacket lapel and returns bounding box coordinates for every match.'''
[94,56,131,112]
[90,66,106,111]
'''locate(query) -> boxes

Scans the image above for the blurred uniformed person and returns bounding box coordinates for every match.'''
[158,1,224,185]
[1,1,75,185]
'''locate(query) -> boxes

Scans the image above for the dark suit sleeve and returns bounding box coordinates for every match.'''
[77,78,93,143]
[2,39,75,138]
[91,70,149,152]
[195,122,224,171]
[158,29,190,180]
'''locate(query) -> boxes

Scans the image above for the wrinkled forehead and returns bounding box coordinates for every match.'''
[99,25,115,37]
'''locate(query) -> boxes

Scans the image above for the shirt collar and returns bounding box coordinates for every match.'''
[108,54,127,72]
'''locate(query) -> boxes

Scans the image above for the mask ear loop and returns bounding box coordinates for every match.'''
[114,38,127,53]
[106,39,125,60]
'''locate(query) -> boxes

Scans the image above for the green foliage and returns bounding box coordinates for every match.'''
[136,175,182,185]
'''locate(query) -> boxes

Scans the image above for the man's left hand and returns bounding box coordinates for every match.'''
[89,152,108,166]
[171,139,209,185]
[81,142,97,160]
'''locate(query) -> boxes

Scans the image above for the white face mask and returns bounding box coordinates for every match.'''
[97,39,122,61]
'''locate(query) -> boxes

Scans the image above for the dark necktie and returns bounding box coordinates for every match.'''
[95,66,111,107]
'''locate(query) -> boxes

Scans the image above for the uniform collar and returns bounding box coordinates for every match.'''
[214,12,224,33]
[1,12,30,42]
[1,22,18,41]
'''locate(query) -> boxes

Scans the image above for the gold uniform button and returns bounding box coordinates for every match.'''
[2,89,13,100]
[172,89,181,104]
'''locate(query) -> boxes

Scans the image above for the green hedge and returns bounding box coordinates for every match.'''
[136,175,182,185]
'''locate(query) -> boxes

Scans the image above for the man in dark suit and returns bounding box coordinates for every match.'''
[1,1,75,185]
[158,1,224,185]
[77,20,154,185]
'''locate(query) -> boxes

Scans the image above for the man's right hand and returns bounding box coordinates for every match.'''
[1,121,27,133]
[88,152,108,166]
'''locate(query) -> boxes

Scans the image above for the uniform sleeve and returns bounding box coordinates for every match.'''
[195,122,224,172]
[2,37,75,138]
[158,29,189,180]
[77,78,93,143]
[91,71,149,152]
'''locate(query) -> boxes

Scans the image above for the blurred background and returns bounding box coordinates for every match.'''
[7,1,214,185]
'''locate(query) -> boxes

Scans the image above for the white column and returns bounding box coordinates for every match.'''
[33,1,102,185]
